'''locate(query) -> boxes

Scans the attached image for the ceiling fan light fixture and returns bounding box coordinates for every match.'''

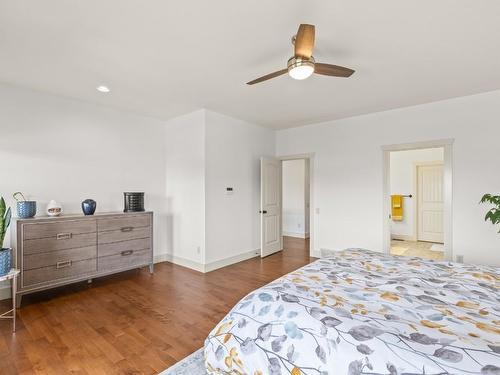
[287,56,315,80]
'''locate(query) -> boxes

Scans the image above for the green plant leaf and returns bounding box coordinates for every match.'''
[0,197,5,217]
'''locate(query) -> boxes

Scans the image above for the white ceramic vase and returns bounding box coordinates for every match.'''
[46,200,62,217]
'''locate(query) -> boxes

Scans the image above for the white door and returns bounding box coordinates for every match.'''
[417,164,444,243]
[261,157,283,257]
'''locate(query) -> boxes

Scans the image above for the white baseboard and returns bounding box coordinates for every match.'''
[391,234,416,241]
[155,249,260,273]
[283,231,310,239]
[155,253,205,273]
[205,249,260,273]
[310,250,321,258]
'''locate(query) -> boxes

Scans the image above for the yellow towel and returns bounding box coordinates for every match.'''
[391,195,403,221]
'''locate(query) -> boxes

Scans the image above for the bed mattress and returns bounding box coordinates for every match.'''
[204,249,499,375]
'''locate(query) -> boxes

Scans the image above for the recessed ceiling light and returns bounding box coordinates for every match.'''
[96,85,110,93]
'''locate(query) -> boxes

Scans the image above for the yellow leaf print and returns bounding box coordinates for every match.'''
[291,367,302,375]
[438,328,455,335]
[381,292,399,301]
[456,301,479,309]
[224,333,232,343]
[476,322,500,335]
[254,372,263,375]
[216,321,233,335]
[421,320,444,329]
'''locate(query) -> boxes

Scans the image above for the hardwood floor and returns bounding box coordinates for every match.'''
[0,237,313,375]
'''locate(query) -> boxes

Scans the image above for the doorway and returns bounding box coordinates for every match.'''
[382,140,453,261]
[260,155,314,258]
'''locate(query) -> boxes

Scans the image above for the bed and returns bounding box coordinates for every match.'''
[204,249,500,375]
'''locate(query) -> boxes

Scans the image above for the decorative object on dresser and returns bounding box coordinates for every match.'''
[123,192,145,212]
[12,211,153,307]
[81,199,97,215]
[46,200,62,216]
[0,196,12,276]
[13,192,36,219]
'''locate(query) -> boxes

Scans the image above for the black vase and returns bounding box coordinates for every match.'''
[81,199,97,215]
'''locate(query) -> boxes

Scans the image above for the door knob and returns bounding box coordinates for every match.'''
[259,210,268,214]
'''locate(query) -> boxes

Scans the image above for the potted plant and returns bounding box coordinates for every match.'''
[480,194,500,232]
[0,196,12,276]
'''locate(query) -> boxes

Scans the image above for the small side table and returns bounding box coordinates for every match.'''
[0,269,19,332]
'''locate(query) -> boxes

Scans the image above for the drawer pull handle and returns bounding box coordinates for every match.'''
[56,260,72,269]
[56,233,72,240]
[121,227,133,232]
[121,250,133,256]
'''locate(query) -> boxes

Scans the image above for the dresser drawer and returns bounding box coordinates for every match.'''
[98,238,151,258]
[23,220,97,240]
[24,232,97,255]
[98,248,150,272]
[97,215,150,232]
[23,258,97,287]
[98,226,150,244]
[24,246,97,271]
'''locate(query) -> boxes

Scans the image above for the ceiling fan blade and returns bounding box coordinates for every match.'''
[314,63,355,77]
[246,69,288,85]
[294,24,315,58]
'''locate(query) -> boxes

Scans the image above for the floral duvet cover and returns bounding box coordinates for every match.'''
[204,249,500,375]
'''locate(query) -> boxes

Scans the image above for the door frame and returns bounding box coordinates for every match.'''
[414,161,444,243]
[382,139,453,261]
[277,153,316,258]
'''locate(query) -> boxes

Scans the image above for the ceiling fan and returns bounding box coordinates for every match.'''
[247,24,355,85]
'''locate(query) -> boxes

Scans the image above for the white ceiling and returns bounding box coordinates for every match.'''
[1,1,499,129]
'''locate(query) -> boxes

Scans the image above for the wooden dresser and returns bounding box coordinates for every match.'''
[12,211,153,306]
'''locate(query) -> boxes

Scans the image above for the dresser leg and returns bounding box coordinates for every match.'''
[149,263,154,274]
[15,294,22,309]
[87,279,92,284]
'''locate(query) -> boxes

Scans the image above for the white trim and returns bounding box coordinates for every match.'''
[382,140,453,261]
[283,232,310,239]
[0,285,10,301]
[204,249,260,273]
[155,249,260,273]
[311,250,321,258]
[156,253,205,273]
[276,153,316,258]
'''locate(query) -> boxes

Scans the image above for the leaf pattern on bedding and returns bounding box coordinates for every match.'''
[204,249,500,374]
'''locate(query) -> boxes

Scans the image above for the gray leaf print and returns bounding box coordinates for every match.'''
[241,338,257,355]
[258,293,274,302]
[215,345,224,361]
[386,363,398,375]
[356,344,374,355]
[316,345,326,364]
[268,357,282,375]
[488,345,500,354]
[321,316,342,327]
[281,294,300,303]
[274,305,284,317]
[237,318,247,328]
[310,307,326,319]
[416,295,446,305]
[409,333,439,345]
[258,305,271,316]
[482,365,500,375]
[348,325,384,341]
[333,307,352,319]
[348,360,363,375]
[433,348,463,363]
[257,324,272,341]
[284,321,303,339]
[271,335,287,352]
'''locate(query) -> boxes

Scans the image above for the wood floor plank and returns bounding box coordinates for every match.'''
[0,237,312,374]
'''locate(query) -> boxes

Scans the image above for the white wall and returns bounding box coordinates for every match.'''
[164,110,206,268]
[277,90,500,266]
[163,109,275,271]
[0,84,167,297]
[282,159,307,237]
[390,148,444,239]
[204,110,275,266]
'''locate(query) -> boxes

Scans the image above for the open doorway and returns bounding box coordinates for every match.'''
[260,155,314,258]
[389,147,444,260]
